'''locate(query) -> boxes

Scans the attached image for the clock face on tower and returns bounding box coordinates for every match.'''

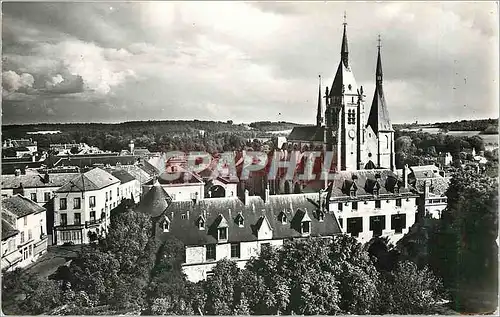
[348,129,356,139]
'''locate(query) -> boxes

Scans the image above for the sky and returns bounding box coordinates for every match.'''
[2,1,498,125]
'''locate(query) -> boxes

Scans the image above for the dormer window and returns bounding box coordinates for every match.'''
[394,185,400,194]
[301,221,310,234]
[235,213,244,227]
[215,214,228,241]
[163,218,170,232]
[317,211,325,222]
[197,216,205,230]
[218,227,227,240]
[278,212,287,224]
[350,188,356,197]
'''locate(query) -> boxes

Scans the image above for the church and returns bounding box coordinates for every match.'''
[288,18,395,172]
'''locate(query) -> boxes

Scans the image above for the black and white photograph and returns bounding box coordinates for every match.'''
[1,1,499,315]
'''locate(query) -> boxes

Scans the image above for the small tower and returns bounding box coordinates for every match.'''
[316,75,323,127]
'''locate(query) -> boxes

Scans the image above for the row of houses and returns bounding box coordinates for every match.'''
[2,153,450,282]
[1,164,149,272]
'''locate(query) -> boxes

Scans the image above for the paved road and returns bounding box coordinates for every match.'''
[25,245,82,278]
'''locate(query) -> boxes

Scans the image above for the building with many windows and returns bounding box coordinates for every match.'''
[52,168,121,245]
[1,195,48,272]
[137,183,341,282]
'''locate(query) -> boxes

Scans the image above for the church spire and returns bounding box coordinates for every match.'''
[367,35,393,134]
[376,34,383,85]
[341,11,349,67]
[316,75,323,127]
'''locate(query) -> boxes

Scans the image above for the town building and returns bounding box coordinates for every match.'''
[142,166,206,202]
[3,138,38,154]
[50,143,105,156]
[288,20,394,172]
[136,183,342,282]
[52,168,121,245]
[1,195,48,272]
[319,169,419,244]
[104,168,142,202]
[1,172,80,205]
[408,165,450,219]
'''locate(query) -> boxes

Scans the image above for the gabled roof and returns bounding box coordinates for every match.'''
[2,219,19,240]
[136,183,173,217]
[2,194,46,218]
[151,193,341,246]
[288,126,324,142]
[1,173,80,189]
[56,168,120,193]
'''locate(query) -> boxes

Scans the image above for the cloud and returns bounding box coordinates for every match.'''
[2,70,35,92]
[1,2,497,125]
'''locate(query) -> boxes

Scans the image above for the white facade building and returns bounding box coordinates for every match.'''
[53,168,121,245]
[2,195,48,272]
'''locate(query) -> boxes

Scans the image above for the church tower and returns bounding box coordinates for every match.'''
[325,14,365,171]
[366,36,395,170]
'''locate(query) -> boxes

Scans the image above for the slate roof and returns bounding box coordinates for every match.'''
[139,190,342,246]
[303,169,418,201]
[117,165,153,184]
[104,168,136,184]
[367,49,393,133]
[55,168,120,193]
[288,126,324,142]
[53,155,140,168]
[1,219,19,241]
[136,182,173,217]
[1,173,80,189]
[144,167,204,185]
[2,161,44,175]
[2,194,46,218]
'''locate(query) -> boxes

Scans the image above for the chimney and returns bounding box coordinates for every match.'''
[402,164,409,188]
[44,172,50,184]
[264,186,270,203]
[244,189,249,206]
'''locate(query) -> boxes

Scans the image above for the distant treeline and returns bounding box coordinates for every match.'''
[248,121,304,131]
[393,118,498,133]
[433,118,498,133]
[1,120,287,154]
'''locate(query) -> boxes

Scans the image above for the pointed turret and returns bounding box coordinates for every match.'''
[316,75,323,127]
[367,36,393,133]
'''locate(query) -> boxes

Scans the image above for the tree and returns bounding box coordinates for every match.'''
[202,259,241,315]
[1,269,63,315]
[430,169,498,312]
[377,261,443,314]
